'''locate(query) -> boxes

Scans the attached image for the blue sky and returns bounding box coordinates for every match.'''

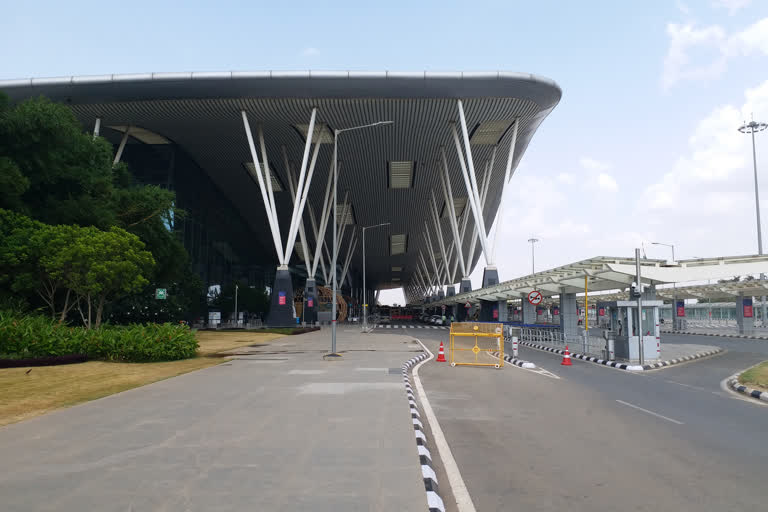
[3,0,768,305]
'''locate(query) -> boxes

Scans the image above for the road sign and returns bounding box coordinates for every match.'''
[465,302,471,309]
[155,288,167,300]
[527,290,543,305]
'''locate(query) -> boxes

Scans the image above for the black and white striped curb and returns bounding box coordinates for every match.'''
[661,329,768,340]
[727,373,768,403]
[402,353,446,512]
[492,352,536,369]
[382,325,448,330]
[518,341,722,371]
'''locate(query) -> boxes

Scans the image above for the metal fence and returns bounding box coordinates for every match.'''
[517,326,611,359]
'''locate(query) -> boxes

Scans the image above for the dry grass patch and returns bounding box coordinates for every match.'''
[195,330,284,355]
[739,360,768,392]
[0,331,284,427]
[0,359,218,427]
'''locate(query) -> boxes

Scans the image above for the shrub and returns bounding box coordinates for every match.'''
[0,310,198,362]
[90,323,198,362]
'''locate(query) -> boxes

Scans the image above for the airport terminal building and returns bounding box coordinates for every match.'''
[1,71,562,325]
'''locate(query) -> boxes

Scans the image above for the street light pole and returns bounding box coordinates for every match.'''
[328,121,393,358]
[362,222,390,332]
[528,238,539,275]
[739,119,768,326]
[234,284,238,327]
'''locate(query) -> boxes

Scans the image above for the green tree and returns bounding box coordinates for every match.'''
[59,226,155,329]
[0,94,202,322]
[0,95,116,227]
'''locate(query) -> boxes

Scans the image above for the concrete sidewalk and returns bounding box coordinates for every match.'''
[0,328,427,512]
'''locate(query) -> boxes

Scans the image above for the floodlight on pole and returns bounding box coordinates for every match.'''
[739,118,768,325]
[327,120,394,358]
[527,238,539,275]
[362,222,391,332]
[650,242,675,264]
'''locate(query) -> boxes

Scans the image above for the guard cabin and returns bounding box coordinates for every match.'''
[598,299,662,363]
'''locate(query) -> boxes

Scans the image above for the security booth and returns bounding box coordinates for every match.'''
[598,300,662,362]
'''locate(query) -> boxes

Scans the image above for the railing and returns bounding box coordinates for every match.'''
[516,326,611,359]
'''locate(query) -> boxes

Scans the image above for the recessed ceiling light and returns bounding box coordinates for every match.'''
[388,161,414,189]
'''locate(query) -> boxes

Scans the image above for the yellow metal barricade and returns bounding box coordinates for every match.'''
[449,322,504,368]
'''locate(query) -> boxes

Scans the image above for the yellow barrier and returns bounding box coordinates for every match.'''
[449,322,504,368]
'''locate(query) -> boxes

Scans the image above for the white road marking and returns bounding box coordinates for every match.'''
[665,379,724,396]
[412,338,477,512]
[615,400,684,425]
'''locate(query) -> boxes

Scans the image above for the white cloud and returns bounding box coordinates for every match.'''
[642,79,768,216]
[579,157,611,172]
[712,0,752,15]
[301,47,320,57]
[662,17,768,89]
[662,23,727,90]
[676,1,691,16]
[557,172,575,184]
[597,173,618,191]
[727,18,768,57]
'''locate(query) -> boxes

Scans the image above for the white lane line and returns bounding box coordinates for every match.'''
[484,352,561,379]
[615,400,684,425]
[665,379,724,397]
[412,338,477,512]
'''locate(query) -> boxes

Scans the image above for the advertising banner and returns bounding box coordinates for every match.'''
[676,300,685,317]
[278,291,286,305]
[743,298,754,318]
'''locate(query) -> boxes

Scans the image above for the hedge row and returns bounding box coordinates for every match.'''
[0,310,198,362]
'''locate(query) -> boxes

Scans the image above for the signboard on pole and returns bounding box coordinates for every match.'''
[465,302,471,309]
[492,308,498,319]
[527,290,543,306]
[598,307,605,317]
[743,298,754,318]
[155,288,167,300]
[307,298,313,308]
[676,300,685,317]
[278,291,286,305]
[553,306,560,316]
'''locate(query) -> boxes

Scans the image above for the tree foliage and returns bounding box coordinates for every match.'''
[0,93,203,322]
[0,94,116,227]
[0,208,155,328]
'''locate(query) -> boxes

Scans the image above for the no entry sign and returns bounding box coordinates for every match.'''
[527,290,543,306]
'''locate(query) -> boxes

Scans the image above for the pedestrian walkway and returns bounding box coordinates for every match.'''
[0,329,428,512]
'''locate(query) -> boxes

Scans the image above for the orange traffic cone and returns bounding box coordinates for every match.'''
[436,342,447,362]
[561,345,572,366]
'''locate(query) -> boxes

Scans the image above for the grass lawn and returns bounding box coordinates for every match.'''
[739,360,768,392]
[0,330,284,427]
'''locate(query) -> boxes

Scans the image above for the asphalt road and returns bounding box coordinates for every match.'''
[377,324,767,511]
